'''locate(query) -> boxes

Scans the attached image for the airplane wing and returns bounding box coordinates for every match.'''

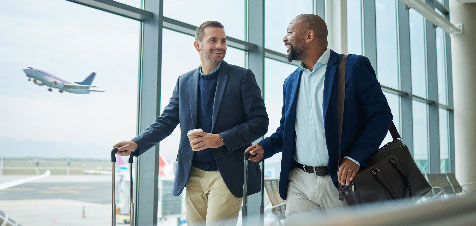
[0,170,51,190]
[88,90,105,92]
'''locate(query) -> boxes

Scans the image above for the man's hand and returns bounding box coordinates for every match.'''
[113,141,138,156]
[338,158,360,186]
[244,144,264,162]
[189,131,224,151]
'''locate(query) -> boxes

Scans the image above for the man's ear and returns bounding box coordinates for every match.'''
[306,30,314,44]
[194,40,201,52]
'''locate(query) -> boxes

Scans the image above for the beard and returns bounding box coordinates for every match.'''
[287,44,304,62]
[205,50,226,64]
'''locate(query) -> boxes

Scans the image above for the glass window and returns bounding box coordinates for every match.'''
[0,0,139,225]
[439,109,450,173]
[375,0,399,89]
[265,0,313,54]
[409,9,427,98]
[163,0,245,40]
[436,27,447,105]
[264,58,297,179]
[381,92,400,147]
[347,0,363,55]
[413,101,429,173]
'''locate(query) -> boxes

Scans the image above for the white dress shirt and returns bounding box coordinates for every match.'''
[294,49,358,167]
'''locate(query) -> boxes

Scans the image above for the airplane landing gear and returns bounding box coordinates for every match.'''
[59,90,64,93]
[48,88,53,92]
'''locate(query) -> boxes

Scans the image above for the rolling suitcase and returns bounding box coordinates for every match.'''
[111,148,135,226]
[242,152,264,225]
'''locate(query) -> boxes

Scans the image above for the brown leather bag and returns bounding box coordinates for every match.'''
[336,55,431,205]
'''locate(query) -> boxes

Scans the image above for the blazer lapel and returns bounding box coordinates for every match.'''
[286,69,303,127]
[190,69,200,128]
[211,61,230,132]
[323,50,339,123]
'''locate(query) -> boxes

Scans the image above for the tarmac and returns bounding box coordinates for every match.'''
[0,175,129,226]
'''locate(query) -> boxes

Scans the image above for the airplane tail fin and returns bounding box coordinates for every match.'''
[76,72,96,85]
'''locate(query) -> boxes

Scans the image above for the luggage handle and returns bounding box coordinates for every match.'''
[111,148,135,226]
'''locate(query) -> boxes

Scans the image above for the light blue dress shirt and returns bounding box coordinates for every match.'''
[294,49,359,167]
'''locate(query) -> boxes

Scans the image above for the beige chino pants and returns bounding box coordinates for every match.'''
[185,167,243,226]
[285,167,347,224]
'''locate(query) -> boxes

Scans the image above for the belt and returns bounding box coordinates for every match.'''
[295,162,328,176]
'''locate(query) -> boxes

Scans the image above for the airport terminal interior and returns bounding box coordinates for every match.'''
[1,0,476,225]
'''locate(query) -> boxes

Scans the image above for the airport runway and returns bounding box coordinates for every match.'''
[0,175,129,226]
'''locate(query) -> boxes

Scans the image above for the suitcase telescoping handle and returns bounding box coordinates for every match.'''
[111,148,117,226]
[242,152,257,225]
[111,148,135,226]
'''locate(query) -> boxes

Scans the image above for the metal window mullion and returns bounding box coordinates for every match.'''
[162,17,257,51]
[246,0,264,219]
[444,0,455,173]
[315,0,326,20]
[362,0,377,68]
[136,0,163,225]
[425,0,440,173]
[397,0,414,155]
[65,0,153,21]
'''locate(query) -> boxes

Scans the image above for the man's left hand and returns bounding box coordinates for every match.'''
[189,131,224,151]
[338,158,360,186]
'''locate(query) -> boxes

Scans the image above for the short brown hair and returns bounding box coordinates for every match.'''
[293,14,328,46]
[195,21,225,41]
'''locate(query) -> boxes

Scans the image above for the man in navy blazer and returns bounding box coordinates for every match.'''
[246,14,392,219]
[114,21,268,225]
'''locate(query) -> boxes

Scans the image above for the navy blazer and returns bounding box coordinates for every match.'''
[132,61,269,198]
[258,50,392,200]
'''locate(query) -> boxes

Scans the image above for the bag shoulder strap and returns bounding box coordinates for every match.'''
[337,54,348,167]
[336,55,401,162]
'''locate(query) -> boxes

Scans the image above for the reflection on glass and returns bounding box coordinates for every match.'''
[439,109,449,173]
[0,0,139,225]
[347,0,362,55]
[265,0,313,53]
[381,92,400,147]
[375,0,399,89]
[264,58,297,178]
[163,0,245,40]
[436,28,447,105]
[409,9,427,98]
[413,100,428,173]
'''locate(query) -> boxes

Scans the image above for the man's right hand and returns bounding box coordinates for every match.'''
[113,141,138,156]
[244,144,264,162]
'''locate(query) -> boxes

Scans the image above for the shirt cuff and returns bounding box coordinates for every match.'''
[344,156,360,166]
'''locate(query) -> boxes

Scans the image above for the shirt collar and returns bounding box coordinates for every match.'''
[199,62,222,76]
[299,48,330,73]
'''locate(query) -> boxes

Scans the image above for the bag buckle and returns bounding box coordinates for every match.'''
[371,168,380,175]
[312,167,319,176]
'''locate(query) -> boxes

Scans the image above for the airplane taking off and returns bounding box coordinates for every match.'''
[22,67,104,94]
